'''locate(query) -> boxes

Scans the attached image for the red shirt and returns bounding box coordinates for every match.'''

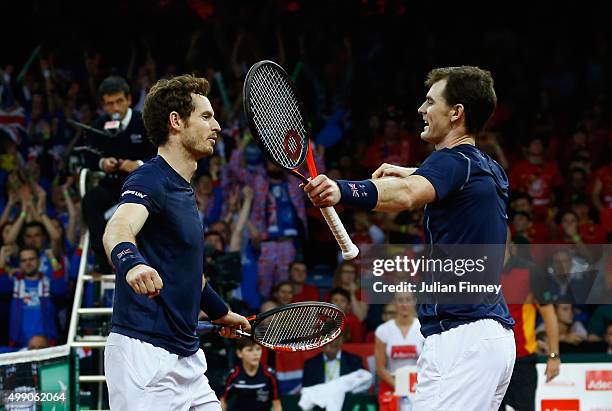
[579,222,607,244]
[594,165,612,208]
[509,160,563,209]
[501,266,539,358]
[510,222,550,244]
[345,312,365,343]
[291,284,320,302]
[362,135,412,171]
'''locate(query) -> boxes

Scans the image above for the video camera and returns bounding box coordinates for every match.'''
[203,244,242,297]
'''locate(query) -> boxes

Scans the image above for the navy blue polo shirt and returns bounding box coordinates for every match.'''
[110,155,204,356]
[412,144,514,337]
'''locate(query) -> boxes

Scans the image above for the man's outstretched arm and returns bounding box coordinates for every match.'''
[303,171,436,213]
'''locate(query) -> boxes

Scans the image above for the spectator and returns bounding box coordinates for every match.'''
[329,287,364,343]
[1,247,67,348]
[27,334,49,350]
[587,305,612,341]
[221,337,281,411]
[509,136,563,221]
[365,303,397,343]
[81,75,155,273]
[561,167,588,205]
[374,292,424,405]
[260,281,293,313]
[302,331,363,388]
[591,157,612,232]
[349,210,385,252]
[16,221,61,280]
[570,196,607,245]
[194,172,223,231]
[537,304,587,349]
[554,210,595,261]
[288,261,319,302]
[252,160,307,299]
[362,106,413,171]
[544,249,593,303]
[327,261,368,321]
[604,322,612,354]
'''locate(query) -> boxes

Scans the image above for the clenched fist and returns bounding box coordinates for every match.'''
[126,264,164,298]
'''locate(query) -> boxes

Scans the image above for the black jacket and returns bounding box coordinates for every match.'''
[302,350,363,387]
[85,109,156,190]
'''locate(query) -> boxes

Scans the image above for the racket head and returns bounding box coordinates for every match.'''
[251,302,346,352]
[243,60,310,173]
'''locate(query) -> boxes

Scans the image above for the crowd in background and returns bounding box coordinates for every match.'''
[1,0,611,400]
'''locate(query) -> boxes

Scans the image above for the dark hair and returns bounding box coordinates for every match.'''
[511,210,532,221]
[18,246,39,260]
[329,287,351,302]
[204,230,226,250]
[557,209,578,224]
[510,191,533,204]
[270,281,292,299]
[288,260,307,272]
[425,66,497,134]
[143,74,210,147]
[236,337,258,351]
[19,221,47,247]
[97,76,130,100]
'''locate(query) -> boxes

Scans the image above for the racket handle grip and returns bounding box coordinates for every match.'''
[196,321,252,337]
[196,321,221,334]
[320,206,359,260]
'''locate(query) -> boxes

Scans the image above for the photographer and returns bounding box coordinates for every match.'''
[81,76,155,272]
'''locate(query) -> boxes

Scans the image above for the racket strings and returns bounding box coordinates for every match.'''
[255,305,344,351]
[247,65,307,169]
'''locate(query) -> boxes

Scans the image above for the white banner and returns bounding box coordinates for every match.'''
[535,363,612,411]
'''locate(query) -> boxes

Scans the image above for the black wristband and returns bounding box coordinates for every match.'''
[336,179,378,211]
[111,242,147,276]
[200,282,229,320]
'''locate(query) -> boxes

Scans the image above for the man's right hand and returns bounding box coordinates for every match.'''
[101,157,119,173]
[126,264,164,298]
[302,175,341,207]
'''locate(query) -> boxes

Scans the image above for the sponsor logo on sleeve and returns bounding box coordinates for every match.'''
[121,190,148,199]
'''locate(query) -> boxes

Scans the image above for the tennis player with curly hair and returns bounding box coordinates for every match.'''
[103,74,250,410]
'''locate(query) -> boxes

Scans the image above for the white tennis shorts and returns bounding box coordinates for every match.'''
[104,332,220,411]
[413,319,516,411]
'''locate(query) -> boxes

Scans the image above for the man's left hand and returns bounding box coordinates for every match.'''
[118,159,141,173]
[212,311,252,339]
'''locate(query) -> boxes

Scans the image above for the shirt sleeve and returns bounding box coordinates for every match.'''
[413,149,470,201]
[374,322,388,343]
[118,168,165,214]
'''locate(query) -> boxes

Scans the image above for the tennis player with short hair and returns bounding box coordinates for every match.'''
[103,74,250,410]
[304,66,516,410]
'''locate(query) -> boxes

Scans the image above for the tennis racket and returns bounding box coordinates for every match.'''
[243,60,359,260]
[196,302,345,352]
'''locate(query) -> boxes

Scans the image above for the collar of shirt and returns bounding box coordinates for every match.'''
[324,350,342,382]
[121,108,132,130]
